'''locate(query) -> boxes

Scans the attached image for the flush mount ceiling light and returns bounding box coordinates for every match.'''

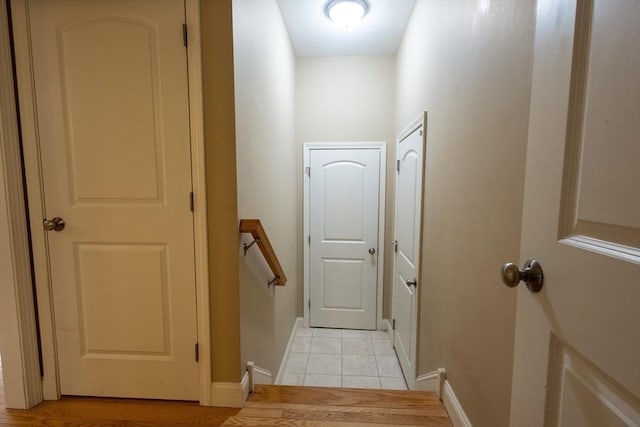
[325,0,370,28]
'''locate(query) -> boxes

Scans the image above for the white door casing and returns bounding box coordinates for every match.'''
[25,0,199,400]
[392,113,426,389]
[0,0,42,408]
[303,143,386,330]
[510,1,640,425]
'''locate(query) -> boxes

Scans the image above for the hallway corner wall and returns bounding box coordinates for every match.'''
[201,0,242,383]
[395,1,536,426]
[232,0,299,378]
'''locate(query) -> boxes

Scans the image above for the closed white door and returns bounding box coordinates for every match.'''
[392,117,424,386]
[309,148,382,330]
[510,1,640,425]
[29,0,198,400]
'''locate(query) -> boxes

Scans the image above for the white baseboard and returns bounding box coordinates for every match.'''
[247,361,272,392]
[442,379,472,427]
[241,370,250,403]
[382,318,393,341]
[274,317,302,385]
[414,368,446,399]
[210,371,250,408]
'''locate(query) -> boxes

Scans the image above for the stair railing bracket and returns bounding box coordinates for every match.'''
[243,238,261,256]
[267,276,280,287]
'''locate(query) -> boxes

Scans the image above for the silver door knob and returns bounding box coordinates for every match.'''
[406,278,417,287]
[368,247,376,255]
[43,217,65,232]
[501,259,543,293]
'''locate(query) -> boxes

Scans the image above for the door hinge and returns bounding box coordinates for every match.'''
[392,319,396,330]
[195,343,199,362]
[308,235,311,245]
[189,192,194,212]
[183,23,188,47]
[393,240,398,253]
[308,299,311,310]
[419,129,423,136]
[305,166,310,177]
[396,159,400,173]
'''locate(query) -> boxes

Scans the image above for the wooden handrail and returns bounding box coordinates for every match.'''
[239,219,287,286]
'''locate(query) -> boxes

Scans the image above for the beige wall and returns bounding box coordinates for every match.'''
[232,0,299,376]
[201,0,242,383]
[295,56,396,319]
[395,1,535,426]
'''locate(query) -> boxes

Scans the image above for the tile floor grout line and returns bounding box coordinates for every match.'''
[285,327,405,389]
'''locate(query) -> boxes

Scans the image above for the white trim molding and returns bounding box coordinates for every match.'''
[247,361,273,392]
[10,0,211,405]
[0,0,42,408]
[275,317,303,384]
[10,0,61,400]
[210,371,250,408]
[414,368,446,399]
[303,142,387,330]
[442,380,473,427]
[184,0,212,407]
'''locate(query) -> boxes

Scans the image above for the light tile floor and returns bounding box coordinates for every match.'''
[279,327,408,390]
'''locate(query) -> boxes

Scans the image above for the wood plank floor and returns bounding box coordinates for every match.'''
[0,384,451,426]
[235,385,452,426]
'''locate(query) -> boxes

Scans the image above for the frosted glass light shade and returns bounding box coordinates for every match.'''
[325,0,369,28]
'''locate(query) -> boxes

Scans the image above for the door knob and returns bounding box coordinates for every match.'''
[368,247,376,255]
[406,278,417,287]
[501,259,543,293]
[43,217,65,232]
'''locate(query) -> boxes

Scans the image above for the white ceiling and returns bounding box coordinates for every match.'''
[276,0,416,57]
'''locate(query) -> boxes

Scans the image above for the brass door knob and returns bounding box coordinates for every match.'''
[43,217,65,232]
[501,259,543,293]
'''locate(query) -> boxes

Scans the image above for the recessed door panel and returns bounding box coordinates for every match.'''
[545,336,640,426]
[559,0,640,248]
[396,150,419,267]
[60,19,164,203]
[321,258,365,310]
[322,162,366,242]
[76,243,169,356]
[393,272,413,366]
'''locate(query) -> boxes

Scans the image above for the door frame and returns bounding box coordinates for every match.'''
[303,142,386,330]
[7,0,212,405]
[0,0,42,409]
[391,112,427,390]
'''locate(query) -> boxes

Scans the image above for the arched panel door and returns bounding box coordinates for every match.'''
[28,0,198,400]
[309,148,382,330]
[392,116,425,387]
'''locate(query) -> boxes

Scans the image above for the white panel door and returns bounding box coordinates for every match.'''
[309,148,381,330]
[28,0,198,400]
[510,1,640,425]
[392,119,424,385]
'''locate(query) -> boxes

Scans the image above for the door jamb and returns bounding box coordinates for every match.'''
[0,0,42,409]
[184,0,212,406]
[303,142,387,331]
[391,112,427,390]
[9,0,212,405]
